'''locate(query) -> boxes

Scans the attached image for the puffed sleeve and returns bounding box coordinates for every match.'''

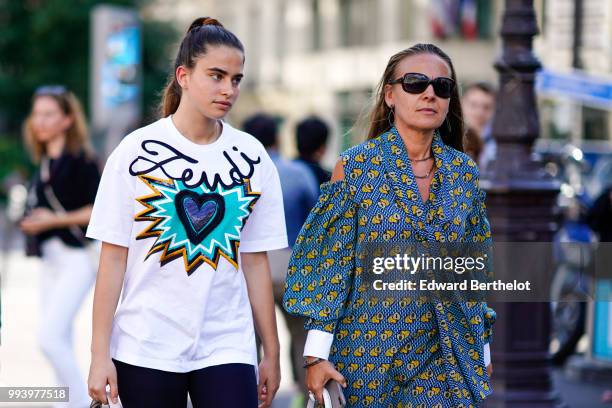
[465,175,496,345]
[282,180,357,334]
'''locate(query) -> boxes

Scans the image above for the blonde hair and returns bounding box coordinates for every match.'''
[23,89,93,163]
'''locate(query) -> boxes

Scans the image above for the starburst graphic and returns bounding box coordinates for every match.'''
[134,175,260,275]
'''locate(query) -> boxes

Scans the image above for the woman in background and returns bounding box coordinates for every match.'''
[21,85,100,408]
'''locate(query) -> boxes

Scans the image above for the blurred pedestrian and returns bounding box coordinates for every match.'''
[463,126,484,164]
[243,113,318,404]
[86,17,286,408]
[587,187,612,242]
[284,43,496,407]
[20,85,100,408]
[295,116,331,189]
[461,82,496,169]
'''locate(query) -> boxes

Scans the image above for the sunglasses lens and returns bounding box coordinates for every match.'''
[432,78,454,98]
[396,74,454,98]
[402,75,429,94]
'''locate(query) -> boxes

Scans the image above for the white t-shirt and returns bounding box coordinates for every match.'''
[87,116,288,373]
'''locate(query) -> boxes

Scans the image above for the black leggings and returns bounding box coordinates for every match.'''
[113,359,258,408]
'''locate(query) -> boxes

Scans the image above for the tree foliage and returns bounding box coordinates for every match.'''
[0,0,178,134]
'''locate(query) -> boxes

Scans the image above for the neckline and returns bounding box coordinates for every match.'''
[165,115,228,151]
[378,127,446,229]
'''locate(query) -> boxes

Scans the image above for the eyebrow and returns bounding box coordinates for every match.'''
[207,67,243,79]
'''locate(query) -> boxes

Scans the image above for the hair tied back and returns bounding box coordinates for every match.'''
[187,16,224,33]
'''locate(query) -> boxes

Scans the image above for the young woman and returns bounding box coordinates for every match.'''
[21,85,100,408]
[284,44,496,407]
[86,17,287,408]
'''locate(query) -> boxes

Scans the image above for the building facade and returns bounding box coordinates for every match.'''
[146,0,611,163]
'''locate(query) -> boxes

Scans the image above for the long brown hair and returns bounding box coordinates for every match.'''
[23,87,93,163]
[366,43,464,152]
[160,17,244,117]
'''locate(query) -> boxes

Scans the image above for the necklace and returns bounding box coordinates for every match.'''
[413,161,435,179]
[408,155,433,163]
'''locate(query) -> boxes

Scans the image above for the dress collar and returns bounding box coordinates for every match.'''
[377,127,453,237]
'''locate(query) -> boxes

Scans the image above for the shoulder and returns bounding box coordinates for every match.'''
[125,117,168,143]
[65,148,99,167]
[340,136,384,164]
[223,121,268,154]
[330,136,384,185]
[443,144,481,180]
[117,118,165,150]
[102,119,167,171]
[286,158,314,176]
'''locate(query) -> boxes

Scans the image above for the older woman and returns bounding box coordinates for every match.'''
[283,43,496,407]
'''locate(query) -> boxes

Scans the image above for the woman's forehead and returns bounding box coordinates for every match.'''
[395,53,451,78]
[33,95,62,110]
[196,45,244,72]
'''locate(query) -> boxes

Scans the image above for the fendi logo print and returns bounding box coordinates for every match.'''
[130,140,261,275]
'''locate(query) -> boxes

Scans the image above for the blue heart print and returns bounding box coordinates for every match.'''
[175,190,225,245]
[184,197,218,233]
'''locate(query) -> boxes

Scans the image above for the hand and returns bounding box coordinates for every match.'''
[257,355,280,408]
[88,356,119,405]
[20,208,59,235]
[487,362,493,377]
[305,357,347,405]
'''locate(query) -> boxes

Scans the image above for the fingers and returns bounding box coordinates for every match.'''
[257,381,279,407]
[88,384,109,405]
[331,370,348,388]
[265,385,274,407]
[487,362,493,377]
[257,373,269,408]
[108,375,119,404]
[314,389,324,405]
[310,377,327,405]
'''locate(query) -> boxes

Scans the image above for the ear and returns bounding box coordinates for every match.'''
[384,83,394,109]
[60,114,74,133]
[176,65,190,89]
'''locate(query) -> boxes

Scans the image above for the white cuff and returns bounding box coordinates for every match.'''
[484,343,491,366]
[303,330,334,360]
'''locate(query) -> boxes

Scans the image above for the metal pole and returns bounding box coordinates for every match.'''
[482,0,564,406]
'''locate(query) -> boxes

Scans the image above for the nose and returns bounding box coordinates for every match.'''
[221,79,235,98]
[422,84,436,99]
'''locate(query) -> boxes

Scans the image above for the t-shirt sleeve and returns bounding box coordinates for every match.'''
[239,149,288,252]
[86,143,135,247]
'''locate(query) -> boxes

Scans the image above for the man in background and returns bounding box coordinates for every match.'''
[243,113,318,404]
[295,116,331,189]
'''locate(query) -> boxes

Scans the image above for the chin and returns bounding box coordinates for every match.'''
[201,110,227,121]
[35,134,53,143]
[412,121,443,132]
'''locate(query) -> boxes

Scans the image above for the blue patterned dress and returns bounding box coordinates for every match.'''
[283,128,496,407]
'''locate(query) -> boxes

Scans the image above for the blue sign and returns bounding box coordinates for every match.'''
[536,69,612,108]
[101,25,141,108]
[593,280,612,361]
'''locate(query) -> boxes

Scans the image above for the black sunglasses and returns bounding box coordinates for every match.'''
[389,73,455,99]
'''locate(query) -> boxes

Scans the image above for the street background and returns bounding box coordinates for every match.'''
[1,0,612,407]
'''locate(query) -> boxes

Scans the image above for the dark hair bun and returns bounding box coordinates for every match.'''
[187,16,223,33]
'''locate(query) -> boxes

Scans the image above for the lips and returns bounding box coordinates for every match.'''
[417,108,437,114]
[214,101,232,109]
